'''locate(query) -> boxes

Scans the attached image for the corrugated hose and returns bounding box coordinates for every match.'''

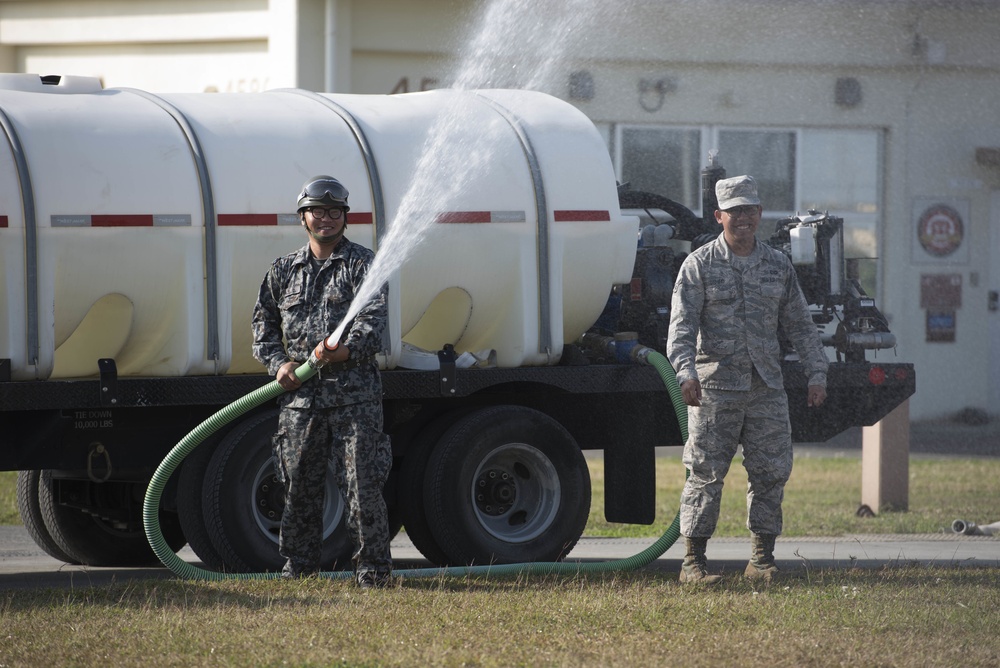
[142,346,687,580]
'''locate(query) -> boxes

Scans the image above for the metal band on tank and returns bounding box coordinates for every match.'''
[115,88,221,368]
[471,93,553,358]
[271,89,388,247]
[0,107,39,367]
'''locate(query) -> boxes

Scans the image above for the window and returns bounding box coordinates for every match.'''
[613,125,880,249]
[799,129,880,260]
[616,126,701,210]
[717,129,796,212]
[612,123,882,290]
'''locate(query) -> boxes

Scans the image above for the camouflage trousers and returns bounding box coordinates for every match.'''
[680,370,793,538]
[272,401,393,575]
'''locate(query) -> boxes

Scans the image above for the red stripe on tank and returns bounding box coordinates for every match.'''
[219,214,277,226]
[346,212,372,225]
[437,211,492,224]
[92,214,154,227]
[554,210,610,222]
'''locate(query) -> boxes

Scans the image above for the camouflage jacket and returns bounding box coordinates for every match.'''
[665,234,828,392]
[252,238,387,408]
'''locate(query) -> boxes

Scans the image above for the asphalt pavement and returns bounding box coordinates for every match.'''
[0,527,996,590]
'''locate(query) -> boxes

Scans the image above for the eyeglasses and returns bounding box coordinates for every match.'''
[723,205,760,218]
[308,207,345,220]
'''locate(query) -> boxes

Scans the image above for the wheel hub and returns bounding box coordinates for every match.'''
[250,458,345,545]
[475,468,515,516]
[254,473,285,525]
[469,443,563,543]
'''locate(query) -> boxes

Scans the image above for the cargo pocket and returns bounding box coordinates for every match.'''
[271,427,291,487]
[705,285,736,303]
[703,285,738,323]
[757,282,784,328]
[279,290,305,315]
[373,432,393,486]
[698,338,735,356]
[325,285,350,306]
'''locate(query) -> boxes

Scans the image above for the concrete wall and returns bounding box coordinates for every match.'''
[1,0,998,419]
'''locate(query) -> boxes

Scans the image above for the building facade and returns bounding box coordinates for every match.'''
[1,0,998,421]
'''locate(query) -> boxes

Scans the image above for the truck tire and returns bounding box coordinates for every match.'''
[202,410,354,573]
[175,432,229,572]
[397,411,474,566]
[424,406,591,566]
[37,472,187,566]
[16,470,78,564]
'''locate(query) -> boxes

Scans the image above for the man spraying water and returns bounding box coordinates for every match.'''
[251,176,394,589]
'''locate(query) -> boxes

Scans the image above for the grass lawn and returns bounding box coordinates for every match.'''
[1,455,998,666]
[586,453,1000,538]
[1,567,998,667]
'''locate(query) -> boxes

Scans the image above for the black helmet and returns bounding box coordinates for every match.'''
[297,175,350,213]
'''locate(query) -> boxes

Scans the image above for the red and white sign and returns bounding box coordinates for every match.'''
[917,204,964,257]
[912,198,970,265]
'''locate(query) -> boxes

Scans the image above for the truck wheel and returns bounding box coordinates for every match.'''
[398,411,473,566]
[176,433,229,572]
[202,411,353,573]
[37,472,187,566]
[424,406,591,565]
[16,470,78,564]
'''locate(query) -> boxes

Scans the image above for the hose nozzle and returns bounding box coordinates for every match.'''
[306,337,340,371]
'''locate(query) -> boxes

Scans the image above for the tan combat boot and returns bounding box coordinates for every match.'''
[679,536,722,585]
[744,533,780,581]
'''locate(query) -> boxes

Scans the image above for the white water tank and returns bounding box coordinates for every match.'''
[0,74,637,379]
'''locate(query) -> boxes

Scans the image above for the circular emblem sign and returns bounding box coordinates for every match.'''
[917,204,964,257]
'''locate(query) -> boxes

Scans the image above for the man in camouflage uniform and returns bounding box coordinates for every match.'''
[666,174,828,584]
[252,175,393,588]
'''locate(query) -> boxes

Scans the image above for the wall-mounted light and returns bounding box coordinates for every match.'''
[638,77,676,113]
[569,71,594,101]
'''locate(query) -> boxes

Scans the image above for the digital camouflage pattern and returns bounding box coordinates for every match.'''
[666,234,827,392]
[252,237,392,576]
[252,239,387,408]
[715,174,761,210]
[666,234,827,538]
[679,371,792,536]
[272,402,392,575]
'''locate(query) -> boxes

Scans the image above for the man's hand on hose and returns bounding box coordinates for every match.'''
[314,339,350,365]
[277,361,303,391]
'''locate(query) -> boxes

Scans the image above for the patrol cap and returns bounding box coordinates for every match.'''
[715,175,760,210]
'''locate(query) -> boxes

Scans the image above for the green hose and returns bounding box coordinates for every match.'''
[142,349,688,581]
